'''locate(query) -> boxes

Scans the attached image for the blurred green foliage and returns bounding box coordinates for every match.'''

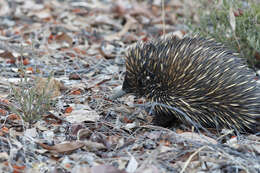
[189,0,260,68]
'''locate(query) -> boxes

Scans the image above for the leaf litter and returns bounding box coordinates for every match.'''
[0,0,259,173]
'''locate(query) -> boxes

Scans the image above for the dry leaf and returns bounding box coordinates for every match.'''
[0,0,10,16]
[83,140,106,151]
[66,109,99,123]
[28,8,52,19]
[177,132,217,144]
[0,152,9,160]
[55,33,73,47]
[0,108,6,115]
[65,106,73,113]
[136,165,160,173]
[72,165,91,173]
[86,75,111,89]
[35,77,62,98]
[91,165,127,173]
[24,128,38,138]
[0,51,15,59]
[38,141,85,154]
[125,155,138,173]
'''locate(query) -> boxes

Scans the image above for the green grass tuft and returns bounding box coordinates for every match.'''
[9,74,53,124]
[188,0,260,68]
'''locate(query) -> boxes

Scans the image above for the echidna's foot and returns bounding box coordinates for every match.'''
[152,113,180,127]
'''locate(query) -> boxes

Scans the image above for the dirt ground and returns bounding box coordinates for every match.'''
[0,0,259,172]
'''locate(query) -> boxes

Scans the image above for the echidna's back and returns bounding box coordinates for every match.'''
[122,36,260,132]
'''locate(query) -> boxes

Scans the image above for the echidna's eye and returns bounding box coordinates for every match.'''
[137,78,143,86]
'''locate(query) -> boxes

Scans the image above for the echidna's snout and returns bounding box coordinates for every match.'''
[110,87,126,100]
[110,74,135,100]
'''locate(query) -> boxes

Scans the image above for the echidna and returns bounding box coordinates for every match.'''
[113,35,260,133]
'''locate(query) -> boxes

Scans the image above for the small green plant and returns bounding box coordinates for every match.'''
[9,73,53,124]
[188,0,260,68]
